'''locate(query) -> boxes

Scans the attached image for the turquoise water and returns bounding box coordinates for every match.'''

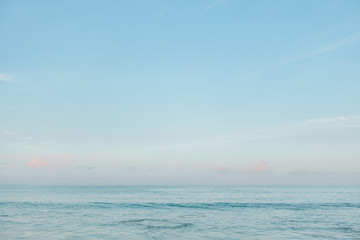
[1,186,359,239]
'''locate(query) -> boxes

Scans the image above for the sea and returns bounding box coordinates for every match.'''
[0,186,359,239]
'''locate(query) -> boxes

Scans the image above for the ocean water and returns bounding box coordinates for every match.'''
[0,186,359,239]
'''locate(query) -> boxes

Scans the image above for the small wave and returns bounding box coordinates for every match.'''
[147,222,193,229]
[119,218,148,223]
[89,202,360,210]
[119,218,193,229]
[335,226,360,234]
[2,201,360,211]
[91,202,113,205]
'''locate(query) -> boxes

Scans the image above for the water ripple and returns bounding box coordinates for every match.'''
[2,201,360,210]
[119,218,193,229]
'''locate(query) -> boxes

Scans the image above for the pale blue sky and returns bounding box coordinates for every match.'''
[1,0,360,185]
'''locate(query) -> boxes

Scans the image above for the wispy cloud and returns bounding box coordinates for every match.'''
[204,0,227,11]
[76,165,96,170]
[0,161,10,166]
[214,165,229,174]
[254,33,360,78]
[301,33,360,59]
[1,130,16,135]
[0,73,15,82]
[27,158,47,169]
[178,7,190,15]
[146,113,360,154]
[306,115,360,124]
[253,161,271,172]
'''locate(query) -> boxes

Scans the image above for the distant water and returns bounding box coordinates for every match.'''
[1,186,359,239]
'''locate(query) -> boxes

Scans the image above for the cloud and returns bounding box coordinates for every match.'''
[291,168,320,175]
[214,165,229,174]
[303,33,360,59]
[204,0,227,11]
[2,130,16,135]
[0,73,14,82]
[178,7,190,15]
[288,33,360,66]
[27,158,47,169]
[253,161,270,172]
[253,33,360,78]
[306,115,360,124]
[76,165,96,170]
[145,113,360,156]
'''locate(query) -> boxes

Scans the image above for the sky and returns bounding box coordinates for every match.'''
[1,0,360,185]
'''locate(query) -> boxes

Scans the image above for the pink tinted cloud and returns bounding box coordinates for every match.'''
[215,165,229,174]
[253,161,270,172]
[27,158,47,169]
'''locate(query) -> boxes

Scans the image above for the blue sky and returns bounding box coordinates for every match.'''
[1,0,360,185]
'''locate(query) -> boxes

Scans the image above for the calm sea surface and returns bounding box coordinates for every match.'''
[0,186,359,239]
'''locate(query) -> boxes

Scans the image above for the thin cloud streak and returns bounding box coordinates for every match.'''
[76,165,96,170]
[254,33,360,78]
[204,0,227,12]
[0,73,15,82]
[306,115,360,124]
[145,114,360,153]
[302,33,360,59]
[2,130,16,135]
